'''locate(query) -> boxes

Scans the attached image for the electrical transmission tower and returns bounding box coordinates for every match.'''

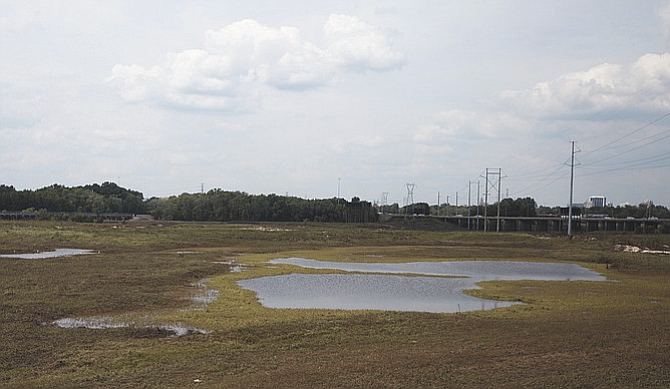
[381,192,389,214]
[405,183,415,217]
[481,168,504,232]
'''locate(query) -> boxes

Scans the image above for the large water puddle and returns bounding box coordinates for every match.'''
[0,248,95,259]
[237,258,607,313]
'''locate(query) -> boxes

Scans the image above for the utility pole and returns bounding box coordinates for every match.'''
[455,191,459,215]
[467,181,472,230]
[337,178,341,204]
[497,168,502,233]
[568,141,576,238]
[476,180,480,230]
[437,191,440,216]
[483,168,489,231]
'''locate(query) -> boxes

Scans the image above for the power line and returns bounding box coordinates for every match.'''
[579,153,670,177]
[507,162,567,181]
[581,111,670,157]
[582,130,670,166]
[585,150,670,168]
[509,170,570,198]
[512,113,669,202]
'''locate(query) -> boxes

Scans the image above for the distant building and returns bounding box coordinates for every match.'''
[585,196,607,208]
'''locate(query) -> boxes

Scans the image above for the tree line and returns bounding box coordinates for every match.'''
[2,183,668,222]
[0,183,370,222]
[380,197,539,217]
[0,183,145,215]
[579,202,670,219]
[146,190,362,222]
[385,197,670,219]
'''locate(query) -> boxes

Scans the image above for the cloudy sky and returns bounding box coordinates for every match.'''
[2,1,669,207]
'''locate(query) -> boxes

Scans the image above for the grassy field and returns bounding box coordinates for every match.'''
[1,220,669,388]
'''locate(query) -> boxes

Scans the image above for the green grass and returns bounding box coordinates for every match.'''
[1,221,669,388]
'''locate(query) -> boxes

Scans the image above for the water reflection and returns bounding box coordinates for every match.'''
[239,273,518,312]
[53,316,208,337]
[0,248,95,259]
[237,258,606,313]
[53,278,217,337]
[181,278,221,311]
[269,258,607,282]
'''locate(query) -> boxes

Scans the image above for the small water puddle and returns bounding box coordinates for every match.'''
[213,259,246,273]
[1,248,95,259]
[53,316,208,337]
[237,258,607,313]
[182,278,221,311]
[53,278,218,337]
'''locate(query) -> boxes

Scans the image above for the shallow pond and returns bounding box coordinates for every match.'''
[237,258,607,313]
[0,248,95,259]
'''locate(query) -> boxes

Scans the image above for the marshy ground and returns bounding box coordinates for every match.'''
[1,220,669,388]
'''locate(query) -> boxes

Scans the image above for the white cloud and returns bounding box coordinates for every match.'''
[107,64,163,102]
[107,15,404,112]
[204,19,331,90]
[497,53,670,119]
[324,14,405,72]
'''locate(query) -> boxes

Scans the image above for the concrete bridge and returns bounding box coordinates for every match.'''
[430,215,668,234]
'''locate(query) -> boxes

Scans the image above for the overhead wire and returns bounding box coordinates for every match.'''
[580,111,670,157]
[582,128,670,166]
[579,152,670,177]
[502,110,669,202]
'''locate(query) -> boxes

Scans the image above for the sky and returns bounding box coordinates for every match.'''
[2,0,670,208]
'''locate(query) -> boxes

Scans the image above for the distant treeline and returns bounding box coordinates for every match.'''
[146,190,359,222]
[577,203,670,219]
[0,183,145,215]
[387,197,539,217]
[2,183,669,222]
[0,183,366,222]
[391,197,670,220]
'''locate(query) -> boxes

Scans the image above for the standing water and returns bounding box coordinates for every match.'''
[238,258,607,313]
[0,249,95,259]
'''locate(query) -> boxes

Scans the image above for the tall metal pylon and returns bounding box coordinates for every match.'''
[405,183,415,217]
[481,168,504,232]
